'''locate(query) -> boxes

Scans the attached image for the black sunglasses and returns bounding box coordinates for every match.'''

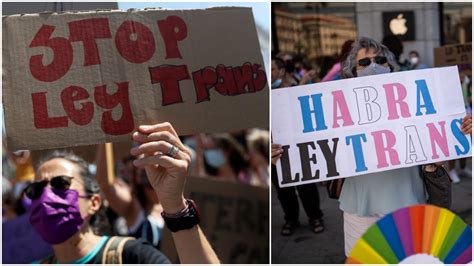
[25,175,75,200]
[358,56,388,67]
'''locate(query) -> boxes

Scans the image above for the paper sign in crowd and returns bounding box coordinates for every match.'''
[272,66,471,187]
[3,7,268,150]
[434,43,471,75]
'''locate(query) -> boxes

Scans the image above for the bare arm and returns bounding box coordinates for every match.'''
[131,123,220,264]
[172,224,220,263]
[94,144,142,227]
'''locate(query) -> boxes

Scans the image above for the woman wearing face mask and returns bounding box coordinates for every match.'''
[337,37,472,257]
[27,122,219,264]
[203,134,252,184]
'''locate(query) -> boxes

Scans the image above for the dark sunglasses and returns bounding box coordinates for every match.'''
[25,175,85,200]
[358,56,388,67]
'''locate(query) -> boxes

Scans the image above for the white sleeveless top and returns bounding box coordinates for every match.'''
[339,166,427,216]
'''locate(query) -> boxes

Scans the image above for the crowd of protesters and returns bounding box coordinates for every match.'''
[2,126,268,263]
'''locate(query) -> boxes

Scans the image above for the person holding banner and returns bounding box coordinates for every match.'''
[337,37,472,256]
[25,122,219,264]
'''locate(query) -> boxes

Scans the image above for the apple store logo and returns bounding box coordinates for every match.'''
[383,11,415,41]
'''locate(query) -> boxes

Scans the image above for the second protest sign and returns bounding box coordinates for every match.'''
[272,66,471,187]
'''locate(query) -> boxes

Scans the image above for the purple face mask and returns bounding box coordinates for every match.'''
[22,195,32,211]
[29,186,84,245]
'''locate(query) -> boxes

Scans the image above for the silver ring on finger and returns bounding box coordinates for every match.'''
[166,145,180,158]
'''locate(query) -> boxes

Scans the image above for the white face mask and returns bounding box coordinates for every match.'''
[410,57,419,65]
[271,79,282,89]
[356,62,391,77]
[204,149,226,168]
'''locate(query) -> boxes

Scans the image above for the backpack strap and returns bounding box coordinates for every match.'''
[101,236,135,264]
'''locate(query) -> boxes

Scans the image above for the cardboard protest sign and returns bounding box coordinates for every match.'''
[434,43,471,75]
[272,66,471,187]
[160,176,269,263]
[3,7,268,151]
[2,213,53,263]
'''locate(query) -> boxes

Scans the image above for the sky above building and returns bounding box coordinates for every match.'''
[118,2,269,32]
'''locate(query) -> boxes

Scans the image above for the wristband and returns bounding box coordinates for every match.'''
[162,199,200,232]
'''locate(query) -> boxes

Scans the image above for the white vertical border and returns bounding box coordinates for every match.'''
[268,0,273,261]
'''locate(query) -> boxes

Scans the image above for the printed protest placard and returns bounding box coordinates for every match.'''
[272,66,471,187]
[434,43,471,75]
[3,7,268,150]
[160,176,268,263]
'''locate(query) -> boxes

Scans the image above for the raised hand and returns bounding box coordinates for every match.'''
[131,123,192,214]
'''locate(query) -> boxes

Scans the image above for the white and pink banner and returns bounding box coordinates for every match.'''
[272,66,471,187]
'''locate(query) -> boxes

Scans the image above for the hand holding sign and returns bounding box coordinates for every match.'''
[271,143,283,165]
[461,114,472,135]
[131,123,191,213]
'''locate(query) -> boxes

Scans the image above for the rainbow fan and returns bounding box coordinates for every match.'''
[346,205,472,264]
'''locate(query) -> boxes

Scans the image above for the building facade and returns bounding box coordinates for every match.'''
[272,2,471,68]
[274,8,356,60]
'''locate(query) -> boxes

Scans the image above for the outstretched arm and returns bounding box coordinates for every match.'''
[94,144,142,227]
